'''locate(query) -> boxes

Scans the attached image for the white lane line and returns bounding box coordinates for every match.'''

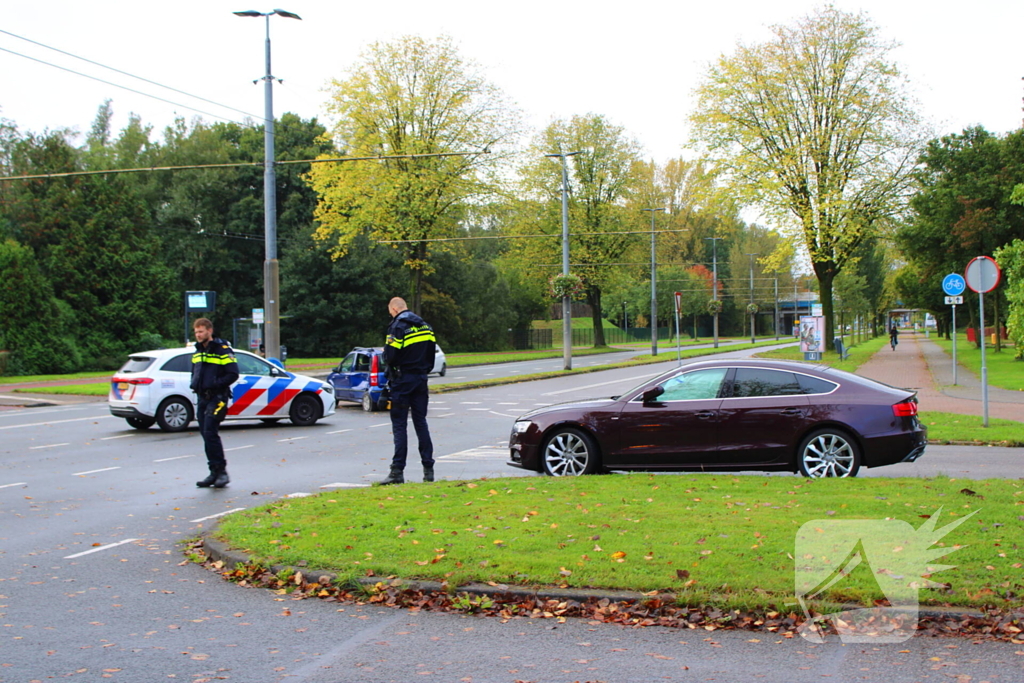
[320,482,370,488]
[0,482,27,489]
[72,466,121,476]
[30,443,70,450]
[489,411,519,418]
[497,402,520,405]
[225,445,254,452]
[434,412,456,418]
[460,402,482,404]
[153,454,196,462]
[370,423,390,428]
[191,508,247,523]
[541,370,664,396]
[277,436,308,442]
[64,538,139,559]
[284,492,313,498]
[101,434,135,441]
[0,405,89,420]
[327,429,352,435]
[468,408,491,411]
[0,415,116,431]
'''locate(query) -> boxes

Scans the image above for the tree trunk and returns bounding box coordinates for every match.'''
[589,287,606,347]
[814,266,836,351]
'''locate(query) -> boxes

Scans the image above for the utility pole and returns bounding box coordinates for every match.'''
[643,208,667,356]
[747,253,758,344]
[233,8,302,362]
[705,237,723,348]
[545,150,581,371]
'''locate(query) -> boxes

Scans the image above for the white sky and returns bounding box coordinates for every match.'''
[2,0,1023,163]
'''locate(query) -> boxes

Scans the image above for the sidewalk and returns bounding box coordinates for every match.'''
[856,332,1024,422]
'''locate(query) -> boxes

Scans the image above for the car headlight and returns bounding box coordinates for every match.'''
[512,421,532,434]
[321,383,334,395]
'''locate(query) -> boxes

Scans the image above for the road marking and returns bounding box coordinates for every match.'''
[497,402,520,405]
[225,445,254,452]
[0,482,27,489]
[327,429,352,435]
[0,405,89,421]
[370,422,390,428]
[541,370,664,396]
[438,446,507,460]
[190,508,246,523]
[489,411,519,418]
[277,436,308,442]
[72,466,121,476]
[434,412,455,418]
[0,414,116,431]
[460,402,482,404]
[153,454,196,462]
[468,408,491,411]
[64,538,139,559]
[320,482,370,488]
[31,442,69,450]
[101,434,135,440]
[284,492,313,498]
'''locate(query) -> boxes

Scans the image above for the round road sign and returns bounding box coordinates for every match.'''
[942,273,966,296]
[964,256,1001,294]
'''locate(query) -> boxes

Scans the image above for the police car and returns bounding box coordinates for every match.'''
[108,346,335,431]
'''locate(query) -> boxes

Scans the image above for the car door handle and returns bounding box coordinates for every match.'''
[696,410,715,420]
[780,408,803,416]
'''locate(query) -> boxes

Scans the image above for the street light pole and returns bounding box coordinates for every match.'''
[546,150,581,371]
[643,207,666,356]
[705,237,723,348]
[747,253,758,344]
[234,8,301,362]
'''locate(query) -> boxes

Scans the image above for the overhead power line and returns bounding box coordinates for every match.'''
[0,46,247,125]
[376,229,690,244]
[0,28,261,121]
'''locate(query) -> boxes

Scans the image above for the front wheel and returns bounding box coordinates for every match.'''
[156,397,193,432]
[290,393,322,426]
[542,427,600,477]
[797,429,861,478]
[361,392,377,412]
[126,416,155,430]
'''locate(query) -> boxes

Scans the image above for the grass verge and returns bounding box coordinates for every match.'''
[0,371,110,385]
[753,334,887,372]
[926,334,1023,392]
[13,383,109,396]
[919,412,1024,446]
[213,474,1023,612]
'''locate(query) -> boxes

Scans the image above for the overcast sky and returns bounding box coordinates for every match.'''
[2,0,1023,163]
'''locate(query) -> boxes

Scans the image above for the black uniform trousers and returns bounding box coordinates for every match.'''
[197,395,228,472]
[389,373,434,469]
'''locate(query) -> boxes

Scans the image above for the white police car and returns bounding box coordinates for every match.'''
[108,347,335,432]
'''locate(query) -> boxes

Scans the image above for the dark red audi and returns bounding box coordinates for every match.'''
[507,359,926,478]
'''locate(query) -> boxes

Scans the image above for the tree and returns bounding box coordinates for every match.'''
[690,6,921,349]
[994,239,1024,359]
[308,35,521,312]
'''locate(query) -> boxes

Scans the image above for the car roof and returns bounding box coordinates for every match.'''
[128,346,254,359]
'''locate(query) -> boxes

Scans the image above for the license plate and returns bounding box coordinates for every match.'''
[118,382,128,391]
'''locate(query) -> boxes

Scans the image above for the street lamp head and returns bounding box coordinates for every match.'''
[273,8,302,19]
[233,10,264,16]
[234,9,302,19]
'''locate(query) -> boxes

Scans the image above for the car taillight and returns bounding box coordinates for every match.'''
[369,355,379,387]
[112,377,154,385]
[892,401,917,417]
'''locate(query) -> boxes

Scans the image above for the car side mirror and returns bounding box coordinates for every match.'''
[269,367,283,377]
[642,386,665,404]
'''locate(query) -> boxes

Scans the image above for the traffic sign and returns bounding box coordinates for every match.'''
[942,273,966,296]
[253,308,265,324]
[945,296,963,305]
[674,292,682,314]
[964,256,1001,294]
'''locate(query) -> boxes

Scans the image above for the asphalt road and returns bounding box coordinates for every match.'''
[2,350,1023,683]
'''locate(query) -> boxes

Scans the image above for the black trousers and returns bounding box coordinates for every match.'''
[197,395,228,471]
[389,374,433,469]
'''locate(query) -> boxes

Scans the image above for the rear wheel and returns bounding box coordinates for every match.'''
[290,394,322,426]
[438,363,447,377]
[126,416,155,430]
[797,429,861,478]
[156,397,193,432]
[542,427,600,477]
[361,392,377,412]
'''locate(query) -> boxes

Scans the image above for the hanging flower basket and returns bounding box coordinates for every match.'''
[706,299,723,315]
[549,273,585,300]
[746,303,759,315]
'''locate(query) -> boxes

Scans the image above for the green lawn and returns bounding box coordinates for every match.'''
[13,383,109,396]
[753,334,887,372]
[926,334,1023,392]
[213,474,1024,612]
[0,371,110,385]
[919,411,1024,446]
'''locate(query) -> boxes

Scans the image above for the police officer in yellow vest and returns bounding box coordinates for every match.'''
[379,298,436,485]
[190,318,239,488]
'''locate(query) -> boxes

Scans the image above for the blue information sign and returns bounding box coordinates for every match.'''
[942,273,966,296]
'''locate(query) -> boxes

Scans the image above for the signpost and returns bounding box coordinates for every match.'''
[963,257,1001,427]
[799,316,824,361]
[184,291,217,343]
[942,273,966,386]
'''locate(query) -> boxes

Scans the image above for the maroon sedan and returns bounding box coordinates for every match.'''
[508,359,926,478]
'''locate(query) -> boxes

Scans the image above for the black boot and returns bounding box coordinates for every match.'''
[379,467,404,486]
[196,470,217,488]
[423,466,434,483]
[212,468,230,488]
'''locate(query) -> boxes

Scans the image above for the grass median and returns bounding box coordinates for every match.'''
[213,473,1023,612]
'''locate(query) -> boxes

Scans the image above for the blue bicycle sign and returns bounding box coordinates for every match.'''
[942,273,966,296]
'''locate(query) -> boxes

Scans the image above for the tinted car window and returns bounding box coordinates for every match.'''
[119,356,155,374]
[354,353,371,372]
[658,368,728,401]
[237,353,272,376]
[160,354,192,373]
[798,374,838,395]
[732,368,802,397]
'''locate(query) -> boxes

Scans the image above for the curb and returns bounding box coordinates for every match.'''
[200,531,995,623]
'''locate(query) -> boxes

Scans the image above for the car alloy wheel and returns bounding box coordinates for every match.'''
[542,427,599,476]
[156,397,193,432]
[798,429,861,478]
[289,394,322,426]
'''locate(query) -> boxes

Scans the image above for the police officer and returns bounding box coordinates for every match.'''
[190,318,239,488]
[380,297,436,485]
